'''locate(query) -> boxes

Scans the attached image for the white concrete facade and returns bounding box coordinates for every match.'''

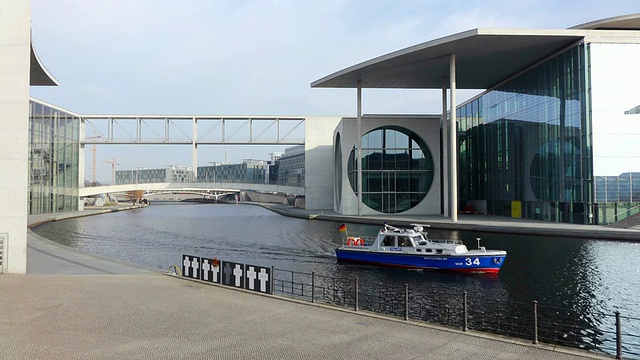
[0,1,31,274]
[304,116,343,210]
[590,43,640,177]
[333,115,442,216]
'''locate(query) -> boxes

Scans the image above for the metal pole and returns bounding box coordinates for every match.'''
[449,53,458,222]
[463,291,468,331]
[270,266,275,295]
[192,117,198,181]
[405,284,409,321]
[616,311,622,359]
[442,77,449,217]
[533,300,539,344]
[311,272,315,303]
[356,82,363,216]
[354,277,359,312]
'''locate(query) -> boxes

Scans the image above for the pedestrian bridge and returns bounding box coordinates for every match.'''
[78,182,305,198]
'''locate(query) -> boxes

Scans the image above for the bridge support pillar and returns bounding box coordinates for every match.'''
[192,117,198,181]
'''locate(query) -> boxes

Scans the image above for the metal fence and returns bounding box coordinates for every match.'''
[0,233,3,270]
[271,267,640,360]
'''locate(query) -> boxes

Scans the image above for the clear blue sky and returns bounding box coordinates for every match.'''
[29,0,639,183]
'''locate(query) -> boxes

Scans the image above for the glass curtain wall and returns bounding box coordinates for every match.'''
[348,126,434,213]
[458,45,591,224]
[29,100,80,214]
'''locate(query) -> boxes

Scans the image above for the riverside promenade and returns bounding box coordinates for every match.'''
[0,204,623,359]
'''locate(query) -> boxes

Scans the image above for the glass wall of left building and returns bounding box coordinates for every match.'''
[29,99,80,214]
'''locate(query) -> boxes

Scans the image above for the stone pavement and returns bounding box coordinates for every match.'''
[0,205,620,359]
[1,274,610,360]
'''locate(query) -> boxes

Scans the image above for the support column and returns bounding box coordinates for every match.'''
[357,82,363,216]
[79,119,86,188]
[441,78,449,217]
[449,54,458,222]
[192,117,198,182]
[0,1,31,274]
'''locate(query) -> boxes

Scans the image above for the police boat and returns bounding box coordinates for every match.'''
[335,224,506,273]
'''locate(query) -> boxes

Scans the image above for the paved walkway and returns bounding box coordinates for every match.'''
[0,205,621,359]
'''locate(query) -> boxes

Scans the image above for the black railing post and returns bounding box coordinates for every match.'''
[311,272,315,303]
[616,311,622,359]
[333,277,337,302]
[405,284,409,321]
[291,271,294,294]
[354,277,359,311]
[532,300,538,344]
[271,266,275,295]
[463,291,468,331]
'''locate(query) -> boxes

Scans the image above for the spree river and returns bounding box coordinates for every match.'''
[33,203,640,357]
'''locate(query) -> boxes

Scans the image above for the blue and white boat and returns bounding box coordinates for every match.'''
[335,224,506,273]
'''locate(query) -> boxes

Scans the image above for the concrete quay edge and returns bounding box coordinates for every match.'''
[27,204,148,228]
[249,203,640,241]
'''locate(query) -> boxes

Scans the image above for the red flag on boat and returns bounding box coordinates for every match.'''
[337,223,347,232]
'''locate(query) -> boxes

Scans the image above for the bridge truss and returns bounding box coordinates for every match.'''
[80,115,305,145]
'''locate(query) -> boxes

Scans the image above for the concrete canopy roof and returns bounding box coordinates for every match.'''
[30,36,58,86]
[570,13,640,30]
[311,28,585,90]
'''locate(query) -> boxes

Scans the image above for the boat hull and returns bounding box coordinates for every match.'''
[335,248,505,273]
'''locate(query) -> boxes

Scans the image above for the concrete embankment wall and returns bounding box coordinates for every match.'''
[241,191,305,209]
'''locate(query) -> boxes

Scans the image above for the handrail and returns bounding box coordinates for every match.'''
[269,266,638,359]
[606,204,640,224]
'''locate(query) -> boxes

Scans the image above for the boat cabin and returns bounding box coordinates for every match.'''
[374,226,469,255]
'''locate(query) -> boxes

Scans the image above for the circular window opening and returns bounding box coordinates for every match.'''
[347,126,434,213]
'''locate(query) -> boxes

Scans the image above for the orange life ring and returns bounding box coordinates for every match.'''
[347,237,356,246]
[355,238,365,246]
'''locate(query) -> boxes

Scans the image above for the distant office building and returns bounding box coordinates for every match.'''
[197,160,266,183]
[595,173,640,203]
[277,145,305,187]
[115,166,193,184]
[267,152,282,184]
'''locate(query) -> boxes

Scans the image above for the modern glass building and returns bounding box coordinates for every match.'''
[457,45,590,223]
[313,14,640,224]
[115,166,194,184]
[277,145,305,187]
[197,160,266,184]
[28,98,80,215]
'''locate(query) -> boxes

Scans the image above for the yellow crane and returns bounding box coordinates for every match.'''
[101,158,119,185]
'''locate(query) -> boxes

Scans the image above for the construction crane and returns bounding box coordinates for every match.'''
[85,131,102,184]
[101,158,119,185]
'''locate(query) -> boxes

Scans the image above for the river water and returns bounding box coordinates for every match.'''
[32,203,640,357]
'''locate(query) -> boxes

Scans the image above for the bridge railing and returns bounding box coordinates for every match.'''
[271,267,639,359]
[79,182,304,197]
